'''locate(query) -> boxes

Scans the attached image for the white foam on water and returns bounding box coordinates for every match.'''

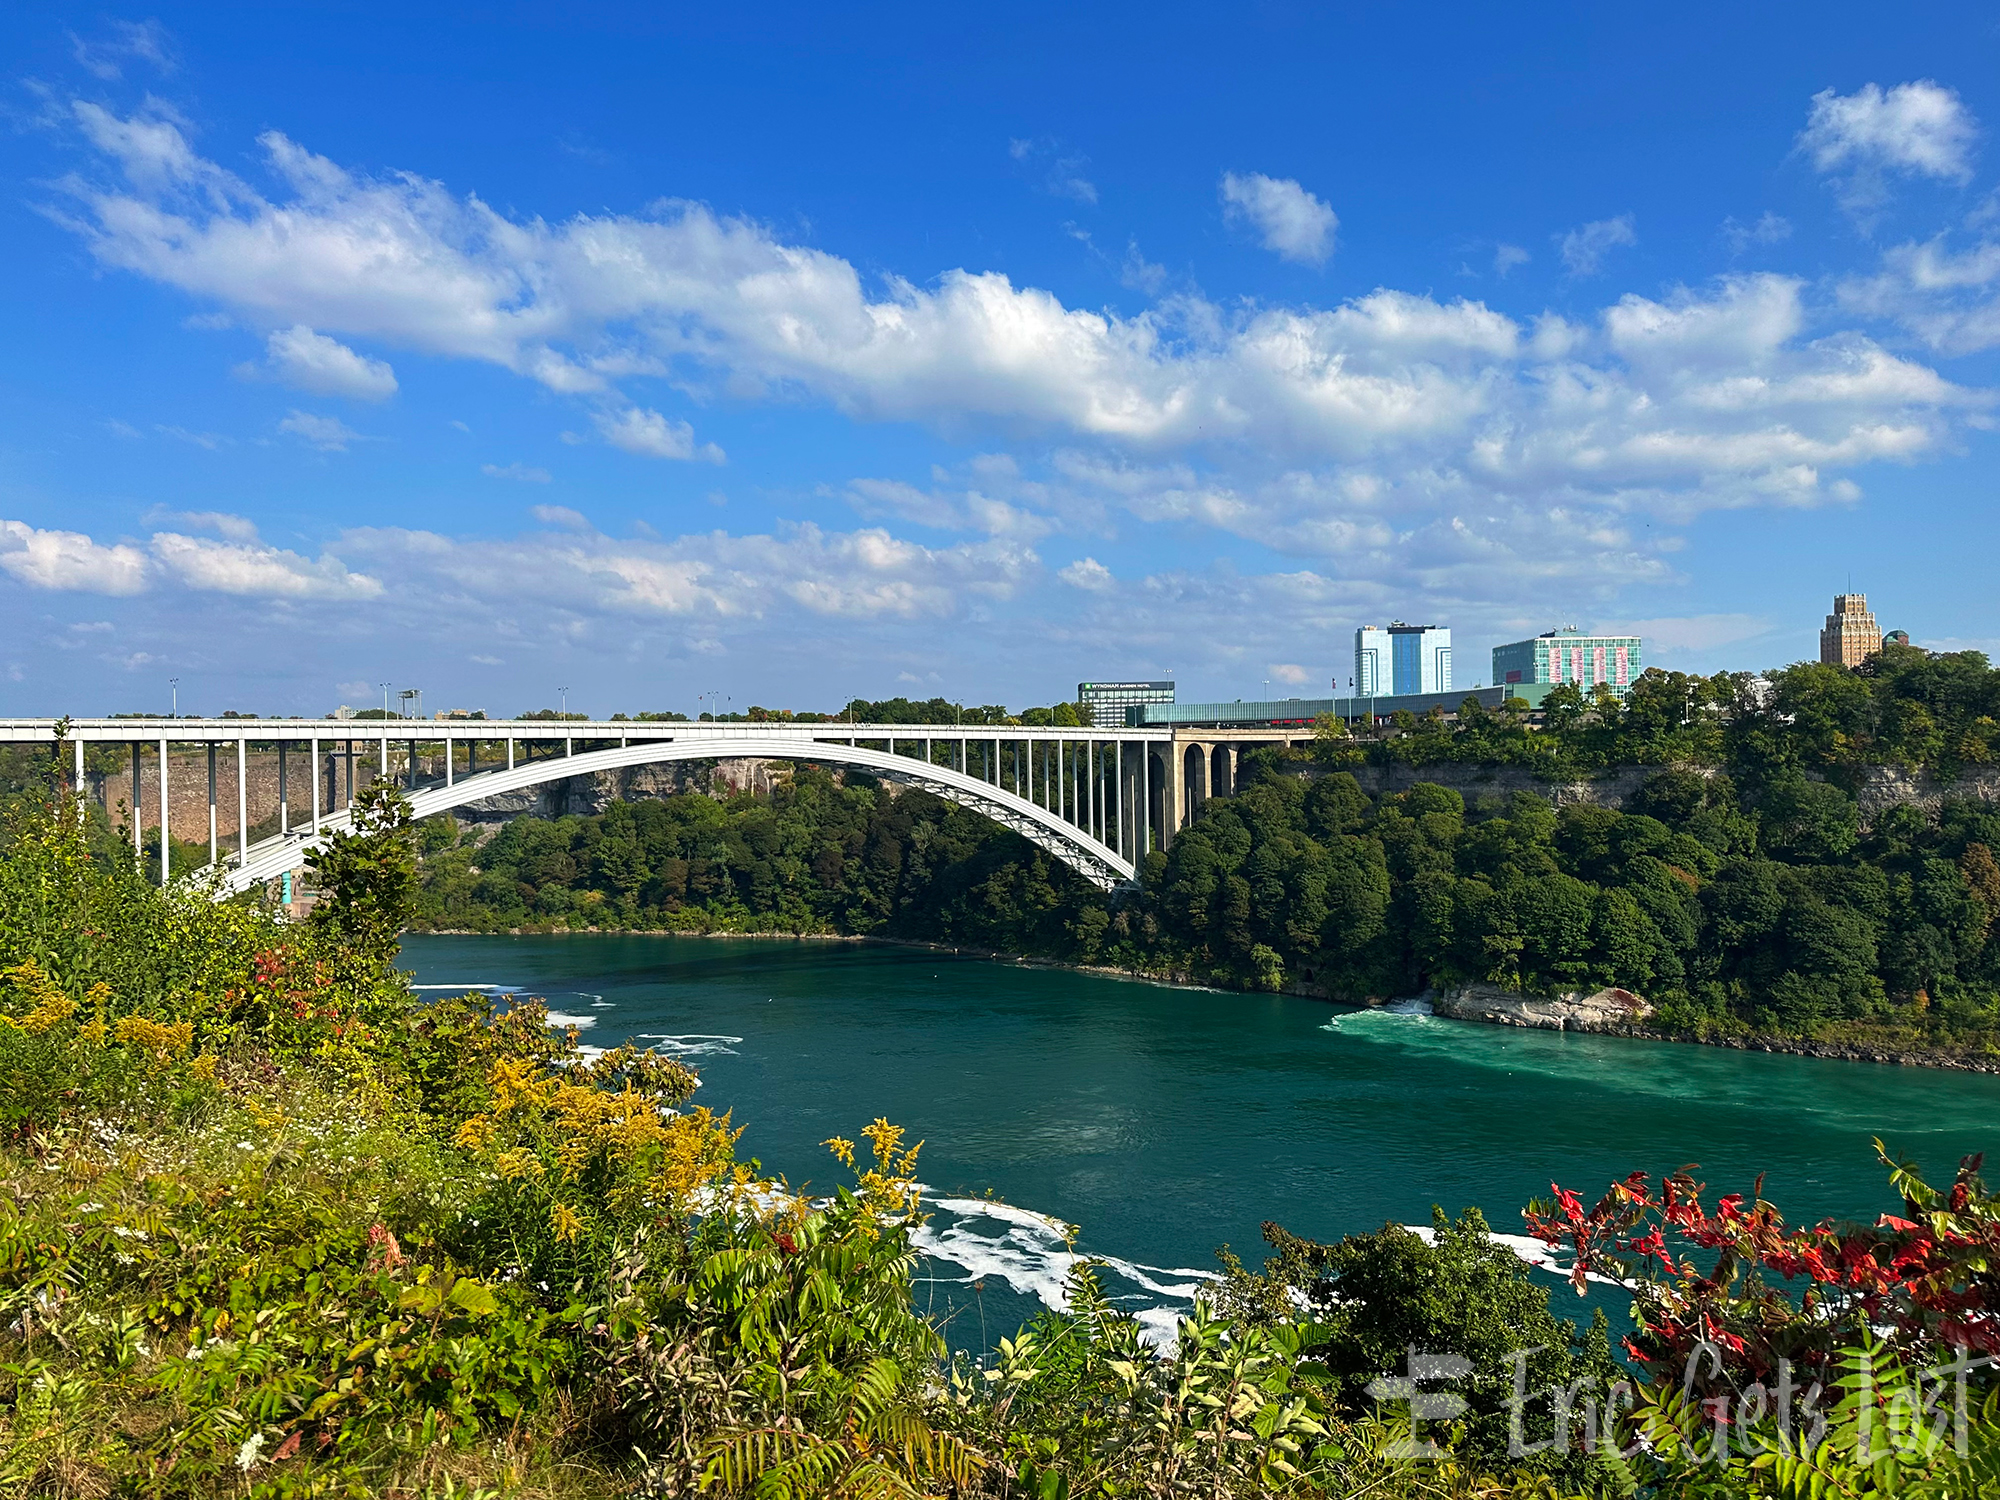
[545,1011,598,1030]
[913,1194,1216,1349]
[1402,1224,1621,1287]
[637,1033,743,1058]
[1320,994,1436,1033]
[410,982,519,993]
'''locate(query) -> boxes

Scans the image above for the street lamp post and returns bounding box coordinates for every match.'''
[169,678,179,718]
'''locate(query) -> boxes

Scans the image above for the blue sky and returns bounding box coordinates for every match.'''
[4,2,2000,717]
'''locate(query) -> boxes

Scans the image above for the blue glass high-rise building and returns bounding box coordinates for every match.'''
[1356,622,1451,697]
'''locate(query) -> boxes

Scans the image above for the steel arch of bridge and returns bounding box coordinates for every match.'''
[222,736,1138,895]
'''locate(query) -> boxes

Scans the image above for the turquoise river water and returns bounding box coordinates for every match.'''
[400,932,2000,1348]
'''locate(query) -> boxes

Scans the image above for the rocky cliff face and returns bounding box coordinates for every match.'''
[454,757,793,825]
[1430,983,1654,1033]
[1854,764,2000,820]
[1343,762,1666,810]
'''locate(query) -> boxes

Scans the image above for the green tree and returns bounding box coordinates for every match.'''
[307,780,418,964]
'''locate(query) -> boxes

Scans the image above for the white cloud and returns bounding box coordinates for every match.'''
[156,424,227,449]
[484,462,552,482]
[1801,81,1976,184]
[1722,212,1792,254]
[333,518,1037,622]
[148,532,383,599]
[1057,556,1116,592]
[1268,663,1312,685]
[1493,244,1529,277]
[1220,172,1338,265]
[845,477,1054,540]
[0,520,150,594]
[279,410,363,451]
[43,107,1993,577]
[530,504,588,527]
[1838,232,2000,354]
[254,325,398,400]
[1010,139,1097,204]
[142,507,260,540]
[70,19,174,80]
[1120,241,1168,294]
[593,406,724,463]
[1558,214,1637,275]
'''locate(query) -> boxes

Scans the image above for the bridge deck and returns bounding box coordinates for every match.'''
[0,718,1171,744]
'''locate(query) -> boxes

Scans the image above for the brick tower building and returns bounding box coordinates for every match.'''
[1819,593,1882,668]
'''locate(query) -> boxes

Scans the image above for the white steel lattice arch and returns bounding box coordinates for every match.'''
[219,737,1136,896]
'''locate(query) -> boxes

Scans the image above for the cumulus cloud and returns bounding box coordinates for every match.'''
[1840,231,2000,353]
[252,325,398,399]
[147,532,382,599]
[1493,243,1530,277]
[484,462,552,482]
[1057,557,1116,592]
[0,520,150,594]
[1558,214,1637,275]
[40,105,1993,585]
[1220,172,1338,265]
[279,410,364,451]
[0,518,379,601]
[0,508,1045,653]
[593,407,724,463]
[330,518,1037,621]
[1801,81,1977,186]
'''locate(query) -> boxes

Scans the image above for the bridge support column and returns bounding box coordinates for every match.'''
[311,735,321,834]
[278,742,288,835]
[1088,741,1097,843]
[207,743,217,868]
[130,743,141,860]
[72,736,82,792]
[158,732,169,887]
[237,738,248,866]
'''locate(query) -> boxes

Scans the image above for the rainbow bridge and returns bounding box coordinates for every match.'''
[0,717,1262,894]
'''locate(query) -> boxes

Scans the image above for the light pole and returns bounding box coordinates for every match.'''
[169,677,179,718]
[559,686,568,720]
[380,682,392,719]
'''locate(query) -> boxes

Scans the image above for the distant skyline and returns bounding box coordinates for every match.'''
[3,3,1999,718]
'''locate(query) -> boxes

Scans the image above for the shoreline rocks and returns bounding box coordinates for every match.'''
[1429,982,1653,1032]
